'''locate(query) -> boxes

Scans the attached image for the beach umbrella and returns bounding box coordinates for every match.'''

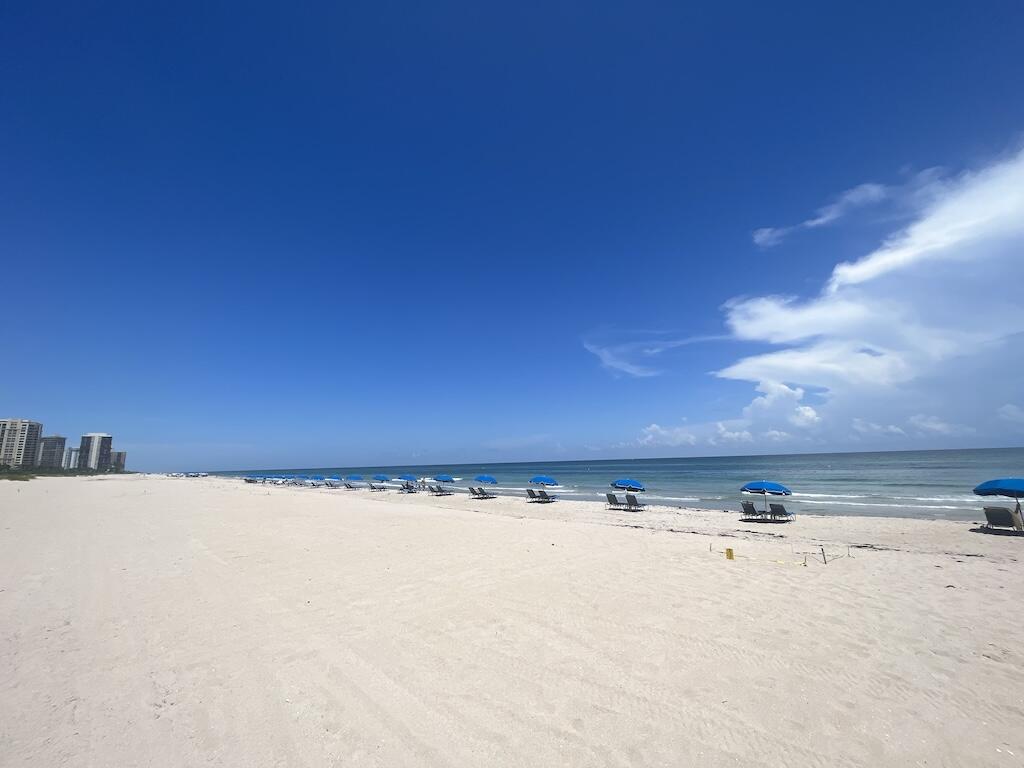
[973,478,1024,513]
[435,473,455,483]
[741,480,792,513]
[397,473,416,482]
[530,475,558,486]
[372,473,390,482]
[345,474,364,482]
[611,478,645,492]
[474,474,498,484]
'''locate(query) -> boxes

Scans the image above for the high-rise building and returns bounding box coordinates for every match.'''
[110,451,127,472]
[64,447,80,470]
[78,433,113,471]
[0,419,43,468]
[36,435,67,469]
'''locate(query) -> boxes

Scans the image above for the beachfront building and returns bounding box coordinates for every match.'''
[64,447,80,469]
[36,435,67,469]
[0,419,43,468]
[110,451,127,472]
[78,433,113,471]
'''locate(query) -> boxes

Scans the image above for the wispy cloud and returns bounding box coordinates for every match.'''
[998,404,1024,426]
[753,182,889,247]
[584,331,728,378]
[907,414,974,436]
[583,341,660,377]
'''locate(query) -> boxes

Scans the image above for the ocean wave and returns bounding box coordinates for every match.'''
[794,499,974,510]
[792,492,979,503]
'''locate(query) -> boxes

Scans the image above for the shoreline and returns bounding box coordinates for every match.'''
[202,474,1001,555]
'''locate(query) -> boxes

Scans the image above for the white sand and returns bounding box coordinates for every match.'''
[2,474,1022,767]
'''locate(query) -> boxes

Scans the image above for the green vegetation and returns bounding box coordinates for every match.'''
[0,465,129,481]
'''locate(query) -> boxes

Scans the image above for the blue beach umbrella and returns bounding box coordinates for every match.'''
[611,478,645,492]
[741,481,792,495]
[741,480,792,513]
[974,478,1024,513]
[530,475,558,486]
[974,478,1024,498]
[435,473,455,483]
[373,473,390,482]
[397,473,417,482]
[345,474,364,482]
[474,474,498,484]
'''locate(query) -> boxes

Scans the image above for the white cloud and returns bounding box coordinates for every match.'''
[791,405,821,427]
[712,422,753,444]
[716,146,1024,448]
[998,404,1024,425]
[753,182,888,247]
[639,423,697,447]
[907,414,974,436]
[829,156,1024,290]
[851,419,905,436]
[623,145,1024,454]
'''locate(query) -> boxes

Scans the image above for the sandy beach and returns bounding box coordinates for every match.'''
[2,474,1022,767]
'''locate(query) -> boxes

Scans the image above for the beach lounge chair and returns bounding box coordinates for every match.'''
[740,500,762,519]
[625,493,645,511]
[400,481,417,493]
[606,493,627,510]
[983,506,1023,531]
[343,482,356,490]
[469,487,481,498]
[526,488,540,502]
[476,487,495,499]
[769,502,793,520]
[369,483,386,492]
[537,490,556,503]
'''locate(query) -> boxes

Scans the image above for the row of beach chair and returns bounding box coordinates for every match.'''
[605,493,645,511]
[428,485,454,496]
[469,487,496,499]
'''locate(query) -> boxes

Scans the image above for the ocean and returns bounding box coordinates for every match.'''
[215,447,1024,520]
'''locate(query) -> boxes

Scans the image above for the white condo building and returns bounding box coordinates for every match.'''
[0,419,43,468]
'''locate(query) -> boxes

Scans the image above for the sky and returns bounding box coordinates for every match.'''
[4,1,1024,471]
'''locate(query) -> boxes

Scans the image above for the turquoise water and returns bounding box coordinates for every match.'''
[216,447,1024,520]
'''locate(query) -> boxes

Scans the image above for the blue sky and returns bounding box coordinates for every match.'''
[4,1,1024,471]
